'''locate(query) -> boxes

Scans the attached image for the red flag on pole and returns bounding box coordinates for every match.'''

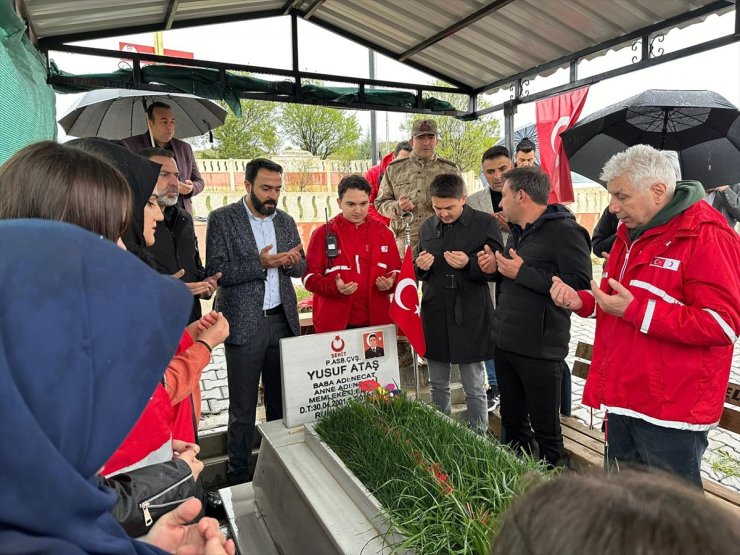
[536,86,590,204]
[389,246,426,356]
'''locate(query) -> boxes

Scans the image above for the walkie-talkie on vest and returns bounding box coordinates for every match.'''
[325,208,339,260]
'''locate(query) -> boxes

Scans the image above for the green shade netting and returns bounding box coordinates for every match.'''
[1,3,57,164]
[50,63,457,116]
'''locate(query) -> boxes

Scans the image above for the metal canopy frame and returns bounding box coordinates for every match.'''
[30,1,739,120]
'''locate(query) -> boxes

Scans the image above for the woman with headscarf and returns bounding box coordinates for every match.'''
[68,138,228,443]
[0,140,228,534]
[0,219,233,554]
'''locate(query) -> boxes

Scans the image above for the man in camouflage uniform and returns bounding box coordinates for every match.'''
[375,119,461,255]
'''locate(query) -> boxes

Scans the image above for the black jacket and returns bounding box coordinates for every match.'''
[493,204,592,361]
[591,206,618,257]
[147,205,206,323]
[102,458,200,538]
[415,205,503,363]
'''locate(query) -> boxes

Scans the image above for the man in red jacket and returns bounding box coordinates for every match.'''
[550,144,740,488]
[364,141,412,226]
[303,175,402,333]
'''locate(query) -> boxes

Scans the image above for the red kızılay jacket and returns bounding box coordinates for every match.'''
[577,201,740,430]
[302,215,401,333]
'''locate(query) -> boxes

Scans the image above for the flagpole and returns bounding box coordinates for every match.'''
[400,211,420,401]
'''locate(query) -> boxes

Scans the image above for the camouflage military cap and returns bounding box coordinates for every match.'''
[411,119,439,138]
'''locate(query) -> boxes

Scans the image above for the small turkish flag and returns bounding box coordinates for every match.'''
[389,246,426,356]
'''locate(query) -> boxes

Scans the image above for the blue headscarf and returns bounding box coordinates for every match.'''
[0,220,191,554]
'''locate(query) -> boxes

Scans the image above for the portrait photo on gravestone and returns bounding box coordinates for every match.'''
[363,330,385,360]
[280,325,399,427]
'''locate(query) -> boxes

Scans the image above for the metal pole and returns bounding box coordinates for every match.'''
[385,112,390,154]
[504,99,517,156]
[400,211,419,400]
[369,49,378,165]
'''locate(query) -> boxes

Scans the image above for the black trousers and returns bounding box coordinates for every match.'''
[224,310,292,484]
[495,348,566,467]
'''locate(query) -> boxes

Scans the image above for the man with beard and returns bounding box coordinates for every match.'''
[205,158,305,485]
[140,148,220,323]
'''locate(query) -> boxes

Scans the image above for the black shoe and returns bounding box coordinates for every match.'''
[204,490,226,519]
[487,386,500,412]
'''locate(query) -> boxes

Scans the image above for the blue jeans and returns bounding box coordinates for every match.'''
[427,359,487,432]
[484,359,497,387]
[607,413,708,490]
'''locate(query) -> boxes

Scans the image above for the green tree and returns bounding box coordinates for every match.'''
[401,83,501,172]
[281,103,361,159]
[204,99,281,159]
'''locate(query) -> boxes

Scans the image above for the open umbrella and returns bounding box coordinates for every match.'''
[59,89,227,140]
[561,89,740,189]
[495,122,540,164]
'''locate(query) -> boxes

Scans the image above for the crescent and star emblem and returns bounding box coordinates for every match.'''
[550,116,571,168]
[394,278,420,314]
[331,336,345,352]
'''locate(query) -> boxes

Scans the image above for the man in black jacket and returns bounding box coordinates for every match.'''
[416,173,503,432]
[592,206,619,258]
[478,167,591,467]
[141,148,220,323]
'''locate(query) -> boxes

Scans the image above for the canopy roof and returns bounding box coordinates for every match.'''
[17,0,738,117]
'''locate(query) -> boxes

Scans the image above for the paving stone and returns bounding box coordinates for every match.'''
[200,368,218,380]
[202,378,228,390]
[208,399,230,413]
[201,388,223,401]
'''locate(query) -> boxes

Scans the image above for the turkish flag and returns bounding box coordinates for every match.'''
[536,86,590,204]
[389,247,426,356]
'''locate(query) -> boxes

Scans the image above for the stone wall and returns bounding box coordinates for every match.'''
[192,158,610,253]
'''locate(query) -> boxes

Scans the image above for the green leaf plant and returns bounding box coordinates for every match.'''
[315,381,551,554]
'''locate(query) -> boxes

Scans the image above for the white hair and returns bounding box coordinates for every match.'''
[600,144,677,195]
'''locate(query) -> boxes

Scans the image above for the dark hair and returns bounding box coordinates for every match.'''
[429,173,466,199]
[515,138,536,153]
[502,167,550,205]
[338,174,371,198]
[245,158,283,184]
[368,333,377,340]
[394,141,412,158]
[67,138,162,268]
[0,141,132,241]
[146,101,172,121]
[139,147,174,160]
[492,469,740,555]
[482,145,510,164]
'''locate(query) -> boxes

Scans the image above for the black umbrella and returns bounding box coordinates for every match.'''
[561,89,740,189]
[495,122,540,164]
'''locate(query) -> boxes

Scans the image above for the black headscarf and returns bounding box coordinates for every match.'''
[67,138,161,265]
